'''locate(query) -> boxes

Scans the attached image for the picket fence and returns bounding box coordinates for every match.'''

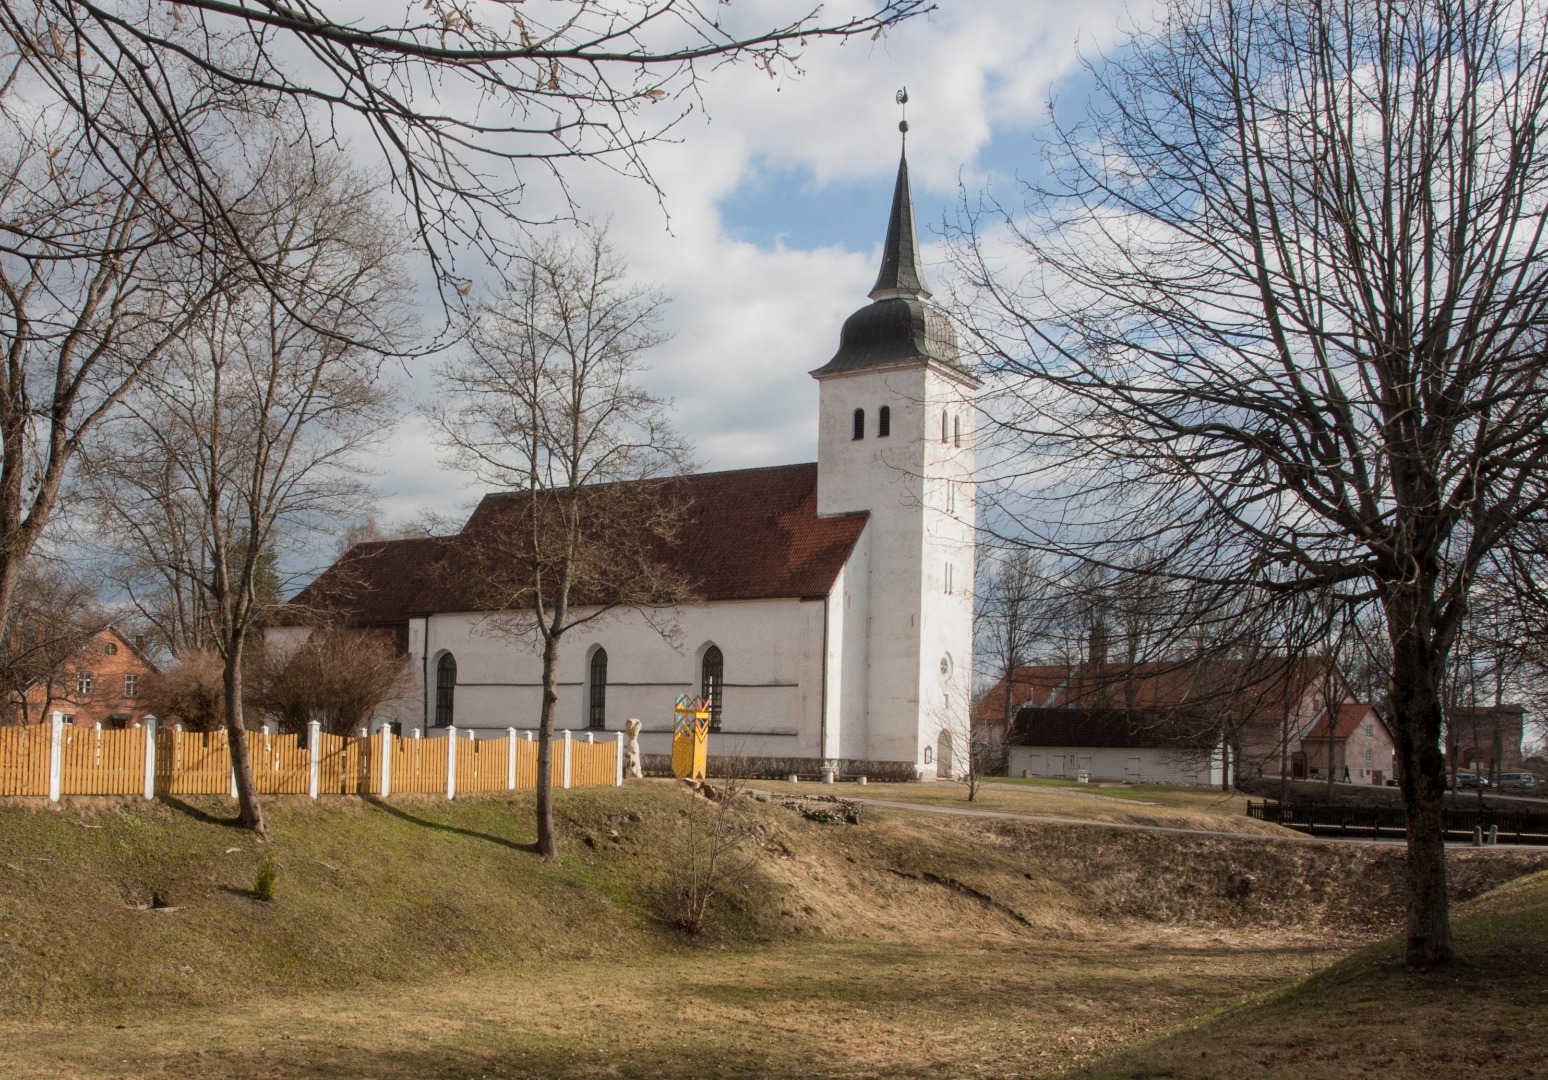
[0,714,622,801]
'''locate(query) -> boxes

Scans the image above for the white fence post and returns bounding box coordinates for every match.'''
[47,711,64,802]
[380,725,393,798]
[506,727,517,790]
[307,720,321,799]
[614,731,624,787]
[446,724,458,799]
[142,716,158,800]
[562,729,572,789]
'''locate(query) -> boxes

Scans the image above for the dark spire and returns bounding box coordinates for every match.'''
[868,142,932,301]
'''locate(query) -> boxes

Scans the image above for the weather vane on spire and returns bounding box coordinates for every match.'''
[896,87,909,137]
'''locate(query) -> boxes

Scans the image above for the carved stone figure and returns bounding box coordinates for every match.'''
[625,717,644,779]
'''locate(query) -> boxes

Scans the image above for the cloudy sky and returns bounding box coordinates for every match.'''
[372,0,1140,528]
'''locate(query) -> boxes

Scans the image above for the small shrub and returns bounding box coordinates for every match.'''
[253,855,278,903]
[661,775,758,935]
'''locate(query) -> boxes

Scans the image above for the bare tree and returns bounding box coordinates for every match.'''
[953,0,1548,966]
[83,146,409,836]
[433,227,692,857]
[974,546,1055,735]
[256,626,409,737]
[0,563,105,724]
[0,53,234,657]
[0,2,930,290]
[141,650,227,733]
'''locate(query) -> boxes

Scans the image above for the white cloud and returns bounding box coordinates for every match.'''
[369,0,1141,528]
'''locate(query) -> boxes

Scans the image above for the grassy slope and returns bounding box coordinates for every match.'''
[1,782,1546,1078]
[1079,869,1548,1079]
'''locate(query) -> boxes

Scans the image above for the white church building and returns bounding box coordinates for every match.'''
[277,142,979,779]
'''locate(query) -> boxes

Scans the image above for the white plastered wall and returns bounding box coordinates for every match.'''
[408,598,825,759]
[815,359,977,776]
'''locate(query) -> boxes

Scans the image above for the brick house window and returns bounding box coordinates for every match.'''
[77,672,93,695]
[124,673,140,698]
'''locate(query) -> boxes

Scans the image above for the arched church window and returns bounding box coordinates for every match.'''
[941,411,949,443]
[953,415,961,447]
[701,645,724,732]
[878,406,891,437]
[588,648,607,729]
[852,408,865,440]
[434,653,457,727]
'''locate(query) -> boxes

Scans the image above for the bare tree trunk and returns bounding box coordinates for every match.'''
[223,639,267,837]
[1390,625,1452,967]
[535,630,560,858]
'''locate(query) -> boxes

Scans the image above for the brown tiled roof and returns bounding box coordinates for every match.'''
[973,665,1071,724]
[279,463,868,625]
[1304,703,1384,743]
[977,656,1331,726]
[1008,706,1222,750]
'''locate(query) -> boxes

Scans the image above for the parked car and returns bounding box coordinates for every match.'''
[1454,771,1489,789]
[1496,772,1538,790]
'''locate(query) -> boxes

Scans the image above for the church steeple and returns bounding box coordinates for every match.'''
[869,144,931,301]
[811,101,965,380]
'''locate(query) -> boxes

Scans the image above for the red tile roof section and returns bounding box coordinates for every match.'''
[280,463,868,625]
[976,657,1335,727]
[1304,702,1384,742]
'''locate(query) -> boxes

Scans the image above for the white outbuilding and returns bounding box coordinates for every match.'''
[274,140,980,780]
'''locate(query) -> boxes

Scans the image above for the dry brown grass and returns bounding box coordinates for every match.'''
[758,775,1295,835]
[1078,870,1548,1079]
[0,933,1342,1079]
[1,783,1545,1078]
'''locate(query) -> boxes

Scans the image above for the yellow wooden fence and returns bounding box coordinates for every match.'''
[0,717,620,802]
[0,724,49,797]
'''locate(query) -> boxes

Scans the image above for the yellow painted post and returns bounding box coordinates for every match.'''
[671,694,710,781]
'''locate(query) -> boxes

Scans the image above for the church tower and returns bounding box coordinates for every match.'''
[810,121,979,778]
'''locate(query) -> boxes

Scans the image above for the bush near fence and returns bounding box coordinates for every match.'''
[0,715,621,801]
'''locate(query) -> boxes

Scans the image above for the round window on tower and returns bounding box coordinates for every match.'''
[940,654,952,678]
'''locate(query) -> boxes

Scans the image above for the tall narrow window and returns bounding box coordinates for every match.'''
[953,415,961,447]
[878,405,891,437]
[124,673,139,698]
[588,648,608,729]
[941,411,948,443]
[701,646,724,732]
[434,653,457,727]
[852,408,865,440]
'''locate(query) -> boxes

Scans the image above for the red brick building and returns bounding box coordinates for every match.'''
[18,627,160,728]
